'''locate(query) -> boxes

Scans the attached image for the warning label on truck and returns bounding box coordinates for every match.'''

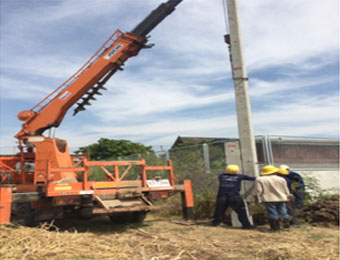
[59,91,71,101]
[104,44,123,60]
[54,186,72,191]
[147,179,171,187]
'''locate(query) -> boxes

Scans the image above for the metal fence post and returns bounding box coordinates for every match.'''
[202,143,211,174]
[262,135,274,165]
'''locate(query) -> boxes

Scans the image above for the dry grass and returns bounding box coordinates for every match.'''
[0,216,338,260]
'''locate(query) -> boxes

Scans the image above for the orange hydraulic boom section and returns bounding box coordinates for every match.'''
[15,30,144,139]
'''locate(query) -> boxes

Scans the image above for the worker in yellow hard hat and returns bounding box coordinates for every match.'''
[260,164,279,175]
[255,165,290,232]
[212,164,256,229]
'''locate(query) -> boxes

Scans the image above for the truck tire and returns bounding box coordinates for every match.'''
[14,203,35,227]
[108,212,134,224]
[108,211,148,224]
[79,207,93,219]
[133,211,148,223]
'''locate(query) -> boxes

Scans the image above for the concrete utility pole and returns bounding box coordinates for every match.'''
[224,0,259,179]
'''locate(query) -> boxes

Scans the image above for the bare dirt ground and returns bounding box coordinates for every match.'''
[0,214,339,260]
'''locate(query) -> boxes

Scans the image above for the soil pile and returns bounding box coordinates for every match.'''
[301,195,339,226]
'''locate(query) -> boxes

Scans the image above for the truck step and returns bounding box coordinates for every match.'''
[94,195,145,210]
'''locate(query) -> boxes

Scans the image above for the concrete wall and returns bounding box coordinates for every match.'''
[299,170,339,194]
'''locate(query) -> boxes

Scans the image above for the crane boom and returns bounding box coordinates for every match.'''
[15,0,182,140]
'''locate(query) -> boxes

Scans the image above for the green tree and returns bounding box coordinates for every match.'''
[75,138,154,160]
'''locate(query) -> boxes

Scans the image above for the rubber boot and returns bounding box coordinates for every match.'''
[290,217,300,227]
[259,219,277,233]
[211,221,220,227]
[269,218,279,232]
[242,224,256,230]
[283,218,290,229]
[274,219,280,231]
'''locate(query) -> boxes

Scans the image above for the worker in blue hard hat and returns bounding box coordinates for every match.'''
[212,164,256,229]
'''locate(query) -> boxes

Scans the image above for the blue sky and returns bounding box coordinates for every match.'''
[0,0,339,153]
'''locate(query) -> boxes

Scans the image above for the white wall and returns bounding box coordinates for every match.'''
[299,170,339,194]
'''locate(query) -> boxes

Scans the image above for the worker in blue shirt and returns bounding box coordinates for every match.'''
[277,165,305,226]
[212,164,256,228]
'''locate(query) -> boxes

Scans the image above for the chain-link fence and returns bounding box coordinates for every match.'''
[145,136,339,196]
[257,135,339,170]
[161,136,339,176]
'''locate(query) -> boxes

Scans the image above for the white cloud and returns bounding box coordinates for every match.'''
[89,76,233,121]
[59,114,239,149]
[238,0,339,69]
[1,55,84,81]
[253,95,339,136]
[58,92,339,151]
[249,75,338,98]
[0,77,49,100]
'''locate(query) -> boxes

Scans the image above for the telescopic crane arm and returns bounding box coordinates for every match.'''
[131,0,182,37]
[15,0,182,141]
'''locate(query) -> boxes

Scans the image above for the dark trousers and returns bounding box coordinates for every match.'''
[213,194,251,228]
[294,191,305,209]
[286,195,300,225]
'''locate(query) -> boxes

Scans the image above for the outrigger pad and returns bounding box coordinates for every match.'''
[182,206,194,220]
[0,187,12,225]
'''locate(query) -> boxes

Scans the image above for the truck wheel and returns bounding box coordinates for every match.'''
[109,212,134,224]
[15,203,35,227]
[133,211,148,223]
[79,207,93,219]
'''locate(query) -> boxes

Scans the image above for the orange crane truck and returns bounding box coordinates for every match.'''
[0,0,194,226]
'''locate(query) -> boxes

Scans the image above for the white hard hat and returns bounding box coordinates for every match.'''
[279,165,290,171]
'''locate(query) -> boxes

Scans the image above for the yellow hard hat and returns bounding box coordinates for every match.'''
[260,165,278,176]
[226,164,239,174]
[277,165,290,175]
